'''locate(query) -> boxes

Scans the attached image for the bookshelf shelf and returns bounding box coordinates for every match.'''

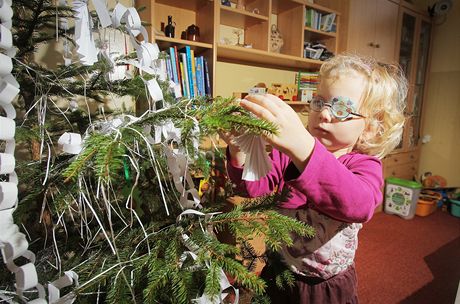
[217,44,323,70]
[154,0,209,11]
[220,5,269,29]
[155,36,213,54]
[304,2,339,15]
[304,27,337,38]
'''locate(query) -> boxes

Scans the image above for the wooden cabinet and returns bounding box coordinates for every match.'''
[344,0,399,63]
[382,6,432,179]
[136,0,341,97]
[383,150,419,180]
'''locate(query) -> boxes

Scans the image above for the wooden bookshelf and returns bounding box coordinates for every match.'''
[136,0,341,96]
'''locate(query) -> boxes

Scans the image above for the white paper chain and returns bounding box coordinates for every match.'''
[0,2,78,303]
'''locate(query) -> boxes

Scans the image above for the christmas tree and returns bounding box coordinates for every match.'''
[0,1,314,303]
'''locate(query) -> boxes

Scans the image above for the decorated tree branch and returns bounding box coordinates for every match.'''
[0,1,315,303]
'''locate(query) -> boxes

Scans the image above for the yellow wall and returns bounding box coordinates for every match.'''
[419,3,460,186]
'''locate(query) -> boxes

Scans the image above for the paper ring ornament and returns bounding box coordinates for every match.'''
[0,78,20,104]
[1,234,28,261]
[0,181,18,210]
[0,24,12,49]
[0,0,13,22]
[15,263,39,290]
[0,152,15,174]
[0,116,15,140]
[0,53,13,76]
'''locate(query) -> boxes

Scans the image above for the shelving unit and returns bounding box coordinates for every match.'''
[136,0,340,96]
[302,2,339,59]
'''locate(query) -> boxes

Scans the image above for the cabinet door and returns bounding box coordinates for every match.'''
[396,10,416,150]
[409,20,431,148]
[347,0,376,57]
[374,0,398,63]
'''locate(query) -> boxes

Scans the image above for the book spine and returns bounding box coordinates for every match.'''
[179,61,187,97]
[203,57,211,96]
[185,46,194,98]
[199,57,205,96]
[165,54,172,81]
[174,46,182,93]
[169,47,178,84]
[181,53,190,98]
[191,50,198,97]
[195,57,202,96]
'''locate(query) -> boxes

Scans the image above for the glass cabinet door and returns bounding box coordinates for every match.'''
[397,12,417,150]
[399,13,416,79]
[396,11,431,151]
[409,20,431,148]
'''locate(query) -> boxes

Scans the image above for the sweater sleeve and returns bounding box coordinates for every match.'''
[286,139,384,223]
[226,147,290,198]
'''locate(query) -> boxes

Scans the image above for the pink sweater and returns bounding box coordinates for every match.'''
[226,138,383,223]
[227,139,384,278]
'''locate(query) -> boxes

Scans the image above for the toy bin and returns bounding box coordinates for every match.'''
[416,199,437,216]
[415,190,441,216]
[450,199,460,218]
[384,177,422,219]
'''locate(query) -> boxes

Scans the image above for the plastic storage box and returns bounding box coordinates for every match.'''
[415,190,441,216]
[450,199,460,218]
[384,177,422,219]
[416,199,437,216]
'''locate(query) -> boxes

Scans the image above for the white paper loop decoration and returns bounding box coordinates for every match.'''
[0,181,18,209]
[0,152,15,174]
[58,132,83,154]
[233,133,272,181]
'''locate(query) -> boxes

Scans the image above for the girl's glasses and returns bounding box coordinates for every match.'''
[308,96,366,121]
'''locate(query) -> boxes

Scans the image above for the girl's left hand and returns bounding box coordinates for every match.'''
[241,94,315,170]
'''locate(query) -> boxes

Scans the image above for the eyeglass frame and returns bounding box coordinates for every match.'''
[307,96,366,121]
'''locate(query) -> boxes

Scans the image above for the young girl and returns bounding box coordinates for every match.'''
[224,54,407,303]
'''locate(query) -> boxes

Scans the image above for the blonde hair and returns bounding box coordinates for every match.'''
[319,54,407,159]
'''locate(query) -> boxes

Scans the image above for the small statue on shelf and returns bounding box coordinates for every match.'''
[270,24,284,53]
[233,29,243,46]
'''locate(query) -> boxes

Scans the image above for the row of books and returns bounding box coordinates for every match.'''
[305,9,336,33]
[296,71,319,102]
[164,46,211,98]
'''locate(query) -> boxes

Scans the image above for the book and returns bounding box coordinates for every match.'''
[190,50,198,97]
[199,57,205,96]
[179,61,187,97]
[320,13,336,32]
[195,57,203,96]
[181,46,194,98]
[180,53,190,98]
[203,57,211,96]
[306,9,313,27]
[173,46,182,93]
[165,53,172,81]
[169,47,178,84]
